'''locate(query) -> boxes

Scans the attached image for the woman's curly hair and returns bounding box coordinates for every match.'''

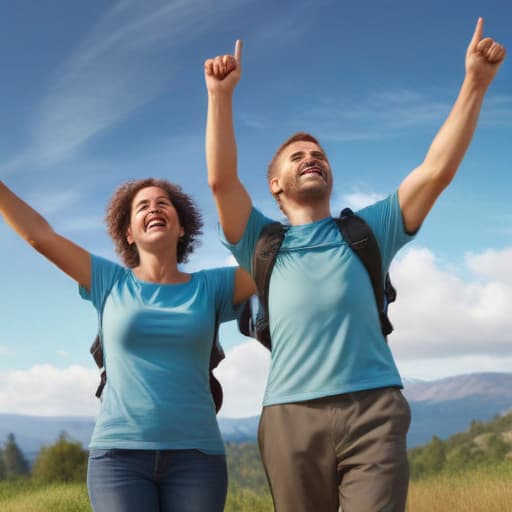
[106,178,203,267]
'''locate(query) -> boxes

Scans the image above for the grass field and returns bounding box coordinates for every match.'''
[1,464,511,511]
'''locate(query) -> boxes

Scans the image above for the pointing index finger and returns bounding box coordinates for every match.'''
[234,39,243,64]
[469,17,484,50]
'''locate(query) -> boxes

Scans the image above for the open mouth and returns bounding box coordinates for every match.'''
[145,216,166,231]
[299,165,324,179]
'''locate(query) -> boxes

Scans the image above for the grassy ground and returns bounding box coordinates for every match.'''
[406,464,512,512]
[1,464,511,512]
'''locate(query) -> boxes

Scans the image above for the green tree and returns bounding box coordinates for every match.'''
[3,433,29,478]
[32,431,88,483]
[421,435,446,473]
[487,434,508,461]
[0,446,6,479]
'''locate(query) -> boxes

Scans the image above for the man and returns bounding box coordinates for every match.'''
[204,18,505,512]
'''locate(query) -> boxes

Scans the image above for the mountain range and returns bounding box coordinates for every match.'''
[1,372,511,462]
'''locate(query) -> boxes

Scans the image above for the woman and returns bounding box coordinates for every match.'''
[0,177,255,512]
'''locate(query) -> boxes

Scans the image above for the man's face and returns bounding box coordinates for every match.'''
[270,141,333,202]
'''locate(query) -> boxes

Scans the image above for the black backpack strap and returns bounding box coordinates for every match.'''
[336,208,394,337]
[90,335,106,398]
[252,222,287,304]
[238,222,286,349]
[209,312,225,413]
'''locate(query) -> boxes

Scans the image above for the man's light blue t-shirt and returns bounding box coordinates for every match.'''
[80,255,238,454]
[222,192,415,406]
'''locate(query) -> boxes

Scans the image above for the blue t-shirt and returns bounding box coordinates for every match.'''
[80,255,239,454]
[221,192,415,406]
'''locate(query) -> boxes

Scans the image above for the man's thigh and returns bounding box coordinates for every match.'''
[336,388,411,512]
[258,400,340,512]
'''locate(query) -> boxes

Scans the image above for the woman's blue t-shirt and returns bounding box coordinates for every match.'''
[80,255,238,454]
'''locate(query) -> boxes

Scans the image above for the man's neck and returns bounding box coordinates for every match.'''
[285,202,331,226]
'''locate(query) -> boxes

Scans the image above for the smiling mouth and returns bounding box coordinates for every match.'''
[299,166,324,179]
[145,217,166,231]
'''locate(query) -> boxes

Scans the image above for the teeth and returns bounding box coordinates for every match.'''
[301,169,321,176]
[147,220,165,230]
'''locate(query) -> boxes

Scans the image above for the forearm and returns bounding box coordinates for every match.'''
[0,180,54,247]
[422,77,487,187]
[206,91,239,192]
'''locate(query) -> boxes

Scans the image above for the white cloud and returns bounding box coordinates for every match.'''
[465,248,512,284]
[225,254,237,266]
[389,247,512,359]
[337,190,386,211]
[215,341,270,418]
[0,365,100,417]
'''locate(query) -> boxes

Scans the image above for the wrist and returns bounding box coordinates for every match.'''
[462,73,492,95]
[207,88,235,100]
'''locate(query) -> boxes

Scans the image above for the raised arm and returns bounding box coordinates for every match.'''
[399,18,506,233]
[0,181,91,290]
[205,40,253,244]
[233,267,257,305]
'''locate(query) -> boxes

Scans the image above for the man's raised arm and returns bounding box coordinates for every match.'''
[399,18,506,233]
[205,40,253,244]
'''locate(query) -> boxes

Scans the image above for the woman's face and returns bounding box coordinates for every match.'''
[126,186,184,249]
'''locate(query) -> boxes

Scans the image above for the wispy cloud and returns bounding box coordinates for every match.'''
[26,189,84,216]
[295,89,449,142]
[480,95,512,127]
[1,0,255,176]
[290,90,512,142]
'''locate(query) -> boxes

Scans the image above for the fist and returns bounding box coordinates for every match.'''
[466,18,506,87]
[204,40,243,94]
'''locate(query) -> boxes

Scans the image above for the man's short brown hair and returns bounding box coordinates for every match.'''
[105,178,203,268]
[267,132,325,180]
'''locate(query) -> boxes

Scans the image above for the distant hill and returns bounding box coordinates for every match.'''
[1,372,511,461]
[403,372,512,446]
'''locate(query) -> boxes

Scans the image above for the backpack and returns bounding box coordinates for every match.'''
[90,311,226,413]
[238,208,396,350]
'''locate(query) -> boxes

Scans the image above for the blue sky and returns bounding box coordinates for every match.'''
[1,0,511,418]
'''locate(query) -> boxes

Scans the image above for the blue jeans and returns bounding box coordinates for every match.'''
[87,448,227,512]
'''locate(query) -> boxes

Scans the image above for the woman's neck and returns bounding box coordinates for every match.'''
[132,252,189,284]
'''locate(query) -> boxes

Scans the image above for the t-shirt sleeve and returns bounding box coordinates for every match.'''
[356,191,416,272]
[219,207,274,274]
[79,254,125,312]
[206,266,243,323]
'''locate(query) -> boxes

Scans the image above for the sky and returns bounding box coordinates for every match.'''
[0,0,511,419]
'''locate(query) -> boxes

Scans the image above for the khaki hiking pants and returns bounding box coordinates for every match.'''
[258,387,411,512]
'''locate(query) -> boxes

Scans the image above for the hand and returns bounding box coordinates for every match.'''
[204,40,242,95]
[466,18,506,89]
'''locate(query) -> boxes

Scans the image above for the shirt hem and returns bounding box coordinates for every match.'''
[88,440,225,455]
[262,377,403,407]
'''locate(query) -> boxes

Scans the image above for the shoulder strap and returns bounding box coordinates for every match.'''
[336,208,393,337]
[238,222,286,350]
[252,222,287,304]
